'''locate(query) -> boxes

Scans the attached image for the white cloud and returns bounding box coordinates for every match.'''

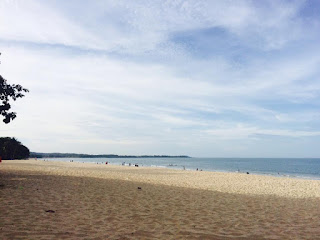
[0,0,309,53]
[206,125,320,140]
[0,0,104,49]
[1,1,320,157]
[1,44,320,154]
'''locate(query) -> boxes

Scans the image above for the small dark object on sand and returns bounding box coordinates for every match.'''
[138,187,142,190]
[45,210,55,213]
[247,172,249,174]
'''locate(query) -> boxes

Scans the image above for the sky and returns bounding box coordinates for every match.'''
[1,0,320,157]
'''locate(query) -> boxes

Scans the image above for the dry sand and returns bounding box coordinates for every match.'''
[0,160,320,239]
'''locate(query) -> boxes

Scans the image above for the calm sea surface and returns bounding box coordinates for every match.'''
[46,157,320,180]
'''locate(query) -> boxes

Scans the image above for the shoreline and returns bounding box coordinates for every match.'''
[35,157,320,181]
[1,160,320,239]
[34,158,320,180]
[2,159,320,198]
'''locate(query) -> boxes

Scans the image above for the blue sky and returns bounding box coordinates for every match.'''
[1,0,320,157]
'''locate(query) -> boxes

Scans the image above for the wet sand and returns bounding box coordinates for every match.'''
[0,160,319,239]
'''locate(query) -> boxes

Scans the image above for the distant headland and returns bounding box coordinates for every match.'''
[29,152,190,159]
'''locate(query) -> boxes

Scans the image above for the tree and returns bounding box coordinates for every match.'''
[0,53,29,123]
[0,137,30,160]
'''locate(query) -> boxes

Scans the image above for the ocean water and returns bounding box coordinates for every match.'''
[45,157,320,180]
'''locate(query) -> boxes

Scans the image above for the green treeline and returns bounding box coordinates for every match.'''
[30,152,189,159]
[0,137,30,160]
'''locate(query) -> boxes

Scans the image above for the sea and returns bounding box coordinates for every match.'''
[44,157,320,180]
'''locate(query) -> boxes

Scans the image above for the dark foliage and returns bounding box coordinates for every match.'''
[0,137,30,160]
[29,152,190,158]
[0,53,29,124]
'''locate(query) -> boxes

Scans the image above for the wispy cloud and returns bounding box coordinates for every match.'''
[1,0,320,157]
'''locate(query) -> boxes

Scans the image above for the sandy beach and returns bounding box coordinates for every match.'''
[1,160,320,239]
